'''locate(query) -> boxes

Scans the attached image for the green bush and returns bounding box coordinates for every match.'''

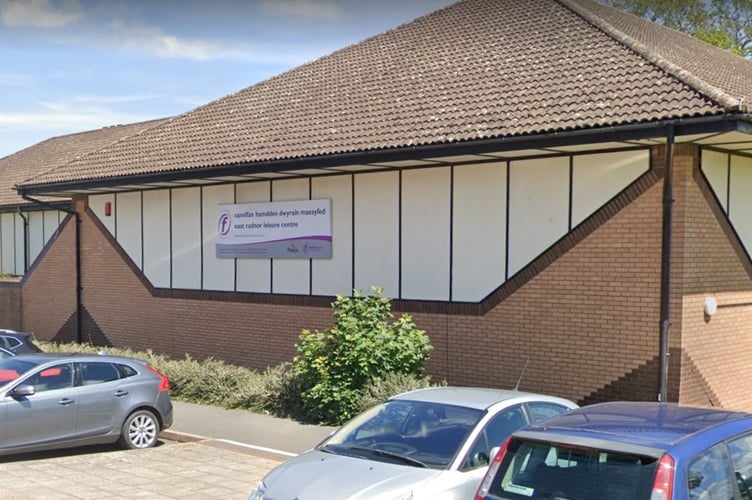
[38,305,434,426]
[292,287,433,425]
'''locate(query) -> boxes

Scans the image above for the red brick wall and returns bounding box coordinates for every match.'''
[676,146,752,411]
[17,214,78,342]
[0,281,22,331]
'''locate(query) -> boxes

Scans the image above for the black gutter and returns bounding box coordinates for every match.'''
[658,124,675,402]
[20,195,82,344]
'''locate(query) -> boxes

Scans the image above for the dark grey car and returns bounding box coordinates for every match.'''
[0,329,42,354]
[0,353,172,455]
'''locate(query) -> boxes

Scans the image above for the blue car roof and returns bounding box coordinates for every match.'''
[522,401,752,452]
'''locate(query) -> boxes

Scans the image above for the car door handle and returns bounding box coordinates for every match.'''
[114,390,129,398]
[58,398,75,406]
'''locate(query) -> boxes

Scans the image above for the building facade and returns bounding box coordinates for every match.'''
[3,0,752,409]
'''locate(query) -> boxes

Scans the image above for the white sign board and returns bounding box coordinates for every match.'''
[216,199,332,259]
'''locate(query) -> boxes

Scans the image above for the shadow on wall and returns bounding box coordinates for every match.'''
[579,348,708,406]
[50,306,112,347]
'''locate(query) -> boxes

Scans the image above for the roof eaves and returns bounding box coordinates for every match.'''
[558,0,747,113]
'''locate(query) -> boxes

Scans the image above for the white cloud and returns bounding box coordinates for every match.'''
[70,94,159,105]
[259,0,342,22]
[0,0,83,28]
[107,20,279,61]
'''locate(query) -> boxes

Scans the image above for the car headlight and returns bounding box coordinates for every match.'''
[249,481,266,500]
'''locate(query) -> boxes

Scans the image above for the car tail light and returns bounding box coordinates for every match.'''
[650,453,675,500]
[145,364,170,392]
[475,436,513,499]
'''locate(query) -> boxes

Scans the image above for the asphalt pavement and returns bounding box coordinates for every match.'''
[0,401,337,499]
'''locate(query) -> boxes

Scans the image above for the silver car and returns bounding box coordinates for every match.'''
[0,352,173,455]
[250,386,577,499]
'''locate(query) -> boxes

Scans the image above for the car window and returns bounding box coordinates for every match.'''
[688,443,735,500]
[488,439,658,499]
[462,405,526,471]
[526,402,570,423]
[729,433,752,499]
[80,362,120,385]
[115,363,138,378]
[25,363,75,392]
[0,336,19,349]
[324,400,482,470]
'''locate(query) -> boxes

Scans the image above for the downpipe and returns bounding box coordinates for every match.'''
[658,125,675,402]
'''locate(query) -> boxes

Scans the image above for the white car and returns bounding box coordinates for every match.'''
[250,386,577,499]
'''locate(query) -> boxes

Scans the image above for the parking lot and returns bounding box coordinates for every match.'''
[0,439,282,499]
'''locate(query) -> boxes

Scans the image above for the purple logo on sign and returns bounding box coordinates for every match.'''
[218,211,231,239]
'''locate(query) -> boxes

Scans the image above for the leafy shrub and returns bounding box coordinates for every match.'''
[292,287,433,425]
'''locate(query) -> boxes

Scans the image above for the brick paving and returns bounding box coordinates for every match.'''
[0,440,282,499]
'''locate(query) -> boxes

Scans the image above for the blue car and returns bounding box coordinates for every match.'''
[475,401,752,499]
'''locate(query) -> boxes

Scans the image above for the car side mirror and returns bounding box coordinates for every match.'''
[10,384,35,398]
[489,446,500,460]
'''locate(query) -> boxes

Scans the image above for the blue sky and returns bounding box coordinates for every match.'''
[0,0,456,158]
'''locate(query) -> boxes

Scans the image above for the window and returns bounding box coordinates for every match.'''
[687,443,734,500]
[80,362,120,385]
[26,363,74,392]
[526,402,570,423]
[462,405,526,471]
[728,433,752,499]
[488,440,657,499]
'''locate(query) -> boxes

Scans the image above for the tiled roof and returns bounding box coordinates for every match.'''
[0,119,168,207]
[19,0,752,188]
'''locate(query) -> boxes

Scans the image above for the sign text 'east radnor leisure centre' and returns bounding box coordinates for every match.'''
[216,199,332,259]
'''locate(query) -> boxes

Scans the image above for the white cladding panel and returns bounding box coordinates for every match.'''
[116,192,143,269]
[90,193,116,235]
[701,150,729,212]
[143,190,170,287]
[28,211,44,264]
[730,155,752,255]
[236,182,271,293]
[0,213,17,275]
[401,168,450,300]
[43,211,60,244]
[202,185,235,291]
[14,214,23,273]
[312,175,353,296]
[272,179,310,295]
[508,157,570,276]
[171,188,202,290]
[354,171,399,297]
[572,150,649,226]
[452,163,507,301]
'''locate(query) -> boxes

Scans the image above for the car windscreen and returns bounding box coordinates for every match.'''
[320,399,483,469]
[0,358,43,384]
[487,439,658,499]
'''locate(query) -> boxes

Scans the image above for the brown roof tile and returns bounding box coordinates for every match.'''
[0,119,168,207]
[20,0,751,188]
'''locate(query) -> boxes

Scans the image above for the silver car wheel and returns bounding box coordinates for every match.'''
[120,410,160,449]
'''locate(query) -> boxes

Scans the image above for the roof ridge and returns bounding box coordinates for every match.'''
[557,0,747,113]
